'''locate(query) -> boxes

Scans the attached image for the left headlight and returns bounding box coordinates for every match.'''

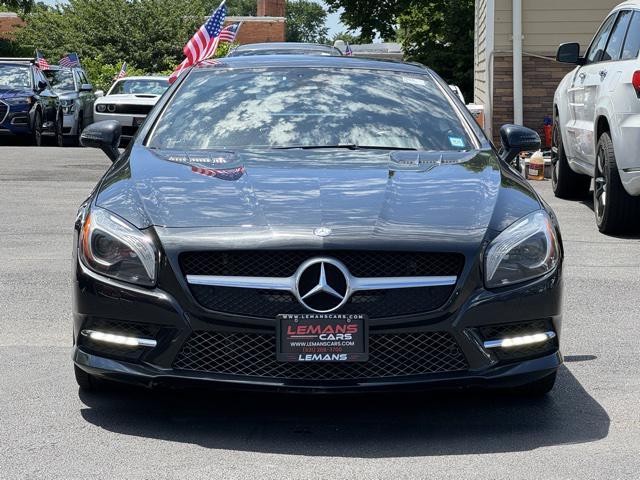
[485,210,560,288]
[79,207,157,287]
[60,99,75,114]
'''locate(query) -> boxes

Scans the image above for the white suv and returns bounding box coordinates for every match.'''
[553,1,640,233]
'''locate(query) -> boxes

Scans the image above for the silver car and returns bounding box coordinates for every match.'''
[44,66,95,146]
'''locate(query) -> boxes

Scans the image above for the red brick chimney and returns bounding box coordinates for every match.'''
[257,0,286,17]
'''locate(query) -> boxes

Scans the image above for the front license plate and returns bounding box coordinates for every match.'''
[277,314,368,362]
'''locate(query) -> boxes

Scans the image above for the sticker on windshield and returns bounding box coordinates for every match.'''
[448,135,466,149]
[402,76,426,86]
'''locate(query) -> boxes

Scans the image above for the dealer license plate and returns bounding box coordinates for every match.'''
[276,313,368,362]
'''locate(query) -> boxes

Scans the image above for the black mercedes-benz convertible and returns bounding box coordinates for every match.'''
[73,55,563,395]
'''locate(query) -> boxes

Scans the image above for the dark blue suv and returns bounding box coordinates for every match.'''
[0,58,63,146]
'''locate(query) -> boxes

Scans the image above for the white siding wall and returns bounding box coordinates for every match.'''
[495,0,622,55]
[474,0,489,105]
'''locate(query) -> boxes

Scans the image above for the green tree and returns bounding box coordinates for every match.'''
[324,0,406,43]
[399,0,474,100]
[227,0,256,16]
[332,31,360,44]
[16,0,210,73]
[323,0,474,99]
[286,0,328,43]
[0,0,34,14]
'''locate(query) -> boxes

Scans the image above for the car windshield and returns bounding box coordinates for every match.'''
[44,69,75,91]
[0,65,31,89]
[109,79,168,96]
[147,67,473,151]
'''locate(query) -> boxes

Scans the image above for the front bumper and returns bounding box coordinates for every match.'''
[74,347,561,392]
[94,111,146,138]
[0,102,32,135]
[73,256,563,392]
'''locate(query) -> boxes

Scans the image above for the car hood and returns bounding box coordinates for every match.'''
[96,94,160,105]
[56,90,79,100]
[0,87,32,99]
[95,146,541,252]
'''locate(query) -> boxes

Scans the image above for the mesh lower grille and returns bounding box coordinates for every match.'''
[173,331,468,380]
[190,284,455,319]
[180,250,464,278]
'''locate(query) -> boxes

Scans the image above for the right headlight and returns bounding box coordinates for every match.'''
[485,210,560,288]
[79,207,157,287]
[96,104,106,112]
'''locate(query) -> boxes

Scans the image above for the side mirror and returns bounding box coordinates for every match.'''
[37,80,48,91]
[80,83,93,92]
[556,42,584,65]
[499,124,541,164]
[80,120,121,162]
[95,90,104,98]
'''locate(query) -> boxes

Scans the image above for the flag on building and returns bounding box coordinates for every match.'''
[169,1,227,84]
[345,43,353,56]
[35,51,49,70]
[59,53,80,68]
[115,62,127,80]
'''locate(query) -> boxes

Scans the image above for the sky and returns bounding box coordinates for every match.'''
[41,0,350,37]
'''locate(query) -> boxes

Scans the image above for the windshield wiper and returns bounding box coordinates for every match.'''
[273,144,418,151]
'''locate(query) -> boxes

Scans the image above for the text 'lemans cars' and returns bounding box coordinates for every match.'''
[73,55,563,395]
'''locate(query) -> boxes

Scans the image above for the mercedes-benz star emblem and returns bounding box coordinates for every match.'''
[294,258,350,313]
[314,227,332,237]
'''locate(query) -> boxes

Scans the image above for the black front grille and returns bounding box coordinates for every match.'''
[173,331,468,380]
[115,104,152,115]
[182,251,463,318]
[190,284,455,319]
[180,251,464,278]
[479,320,557,361]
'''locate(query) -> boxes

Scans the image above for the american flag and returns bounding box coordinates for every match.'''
[345,43,353,56]
[218,22,241,43]
[35,51,49,70]
[169,1,227,84]
[115,62,127,80]
[59,53,80,68]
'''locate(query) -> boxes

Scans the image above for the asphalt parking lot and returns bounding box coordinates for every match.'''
[1,146,639,479]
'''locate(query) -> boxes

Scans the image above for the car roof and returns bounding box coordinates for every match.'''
[194,55,429,75]
[0,59,33,67]
[232,42,339,52]
[43,65,80,71]
[113,76,169,81]
[615,1,640,10]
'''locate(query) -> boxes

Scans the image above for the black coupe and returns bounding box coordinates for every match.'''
[73,55,563,395]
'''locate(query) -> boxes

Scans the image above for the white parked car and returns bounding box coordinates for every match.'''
[553,1,640,233]
[94,76,169,141]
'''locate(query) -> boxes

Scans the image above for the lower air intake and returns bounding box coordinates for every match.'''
[173,331,468,381]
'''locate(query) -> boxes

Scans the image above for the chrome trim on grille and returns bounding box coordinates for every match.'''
[187,275,294,291]
[186,274,457,291]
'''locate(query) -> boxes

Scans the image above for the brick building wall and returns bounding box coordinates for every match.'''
[225,17,285,44]
[0,13,24,39]
[257,0,285,17]
[491,53,574,144]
